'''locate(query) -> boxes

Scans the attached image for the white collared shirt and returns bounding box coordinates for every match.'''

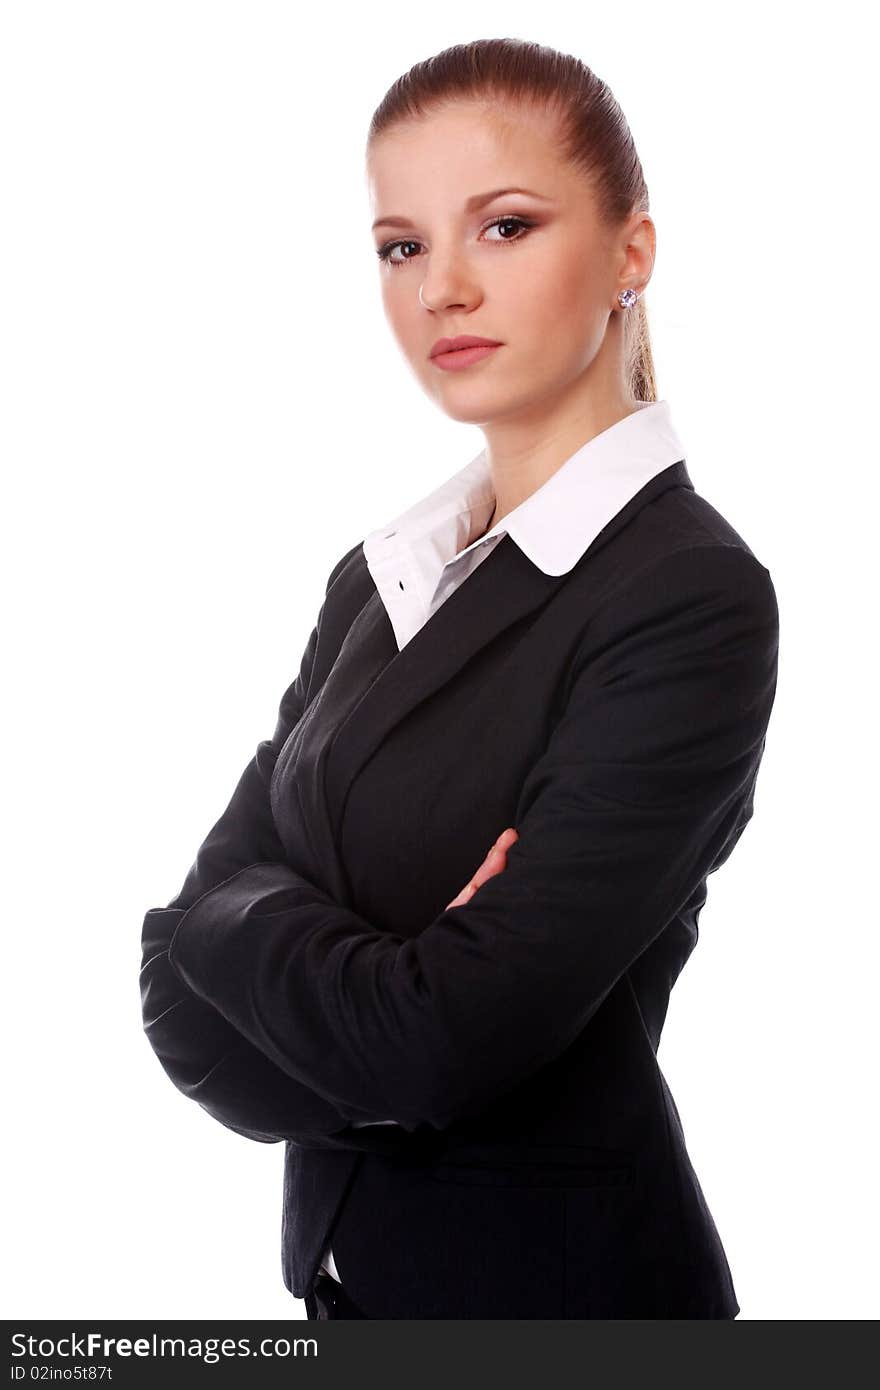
[362,399,687,652]
[320,398,688,1285]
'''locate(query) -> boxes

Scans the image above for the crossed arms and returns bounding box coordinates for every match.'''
[140,543,779,1140]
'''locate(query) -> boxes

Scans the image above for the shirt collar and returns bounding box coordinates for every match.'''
[363,399,688,579]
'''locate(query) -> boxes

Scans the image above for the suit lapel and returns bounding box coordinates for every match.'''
[325,533,553,808]
[324,458,693,836]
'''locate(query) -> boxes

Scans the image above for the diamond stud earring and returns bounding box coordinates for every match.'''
[617,288,640,308]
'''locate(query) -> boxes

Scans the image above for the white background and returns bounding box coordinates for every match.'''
[2,0,876,1320]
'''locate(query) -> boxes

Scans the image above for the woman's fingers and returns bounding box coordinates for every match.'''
[492,827,519,856]
[446,827,519,909]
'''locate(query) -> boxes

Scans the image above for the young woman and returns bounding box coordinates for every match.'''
[140,38,779,1319]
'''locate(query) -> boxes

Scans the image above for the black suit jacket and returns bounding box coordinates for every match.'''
[140,458,779,1318]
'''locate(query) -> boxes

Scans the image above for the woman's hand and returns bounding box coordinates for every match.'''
[446,827,519,909]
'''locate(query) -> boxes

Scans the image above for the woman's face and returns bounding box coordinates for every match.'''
[366,99,653,426]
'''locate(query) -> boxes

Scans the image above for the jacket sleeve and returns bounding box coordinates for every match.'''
[139,538,395,1145]
[165,544,780,1132]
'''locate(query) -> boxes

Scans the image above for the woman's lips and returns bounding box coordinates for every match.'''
[430,343,503,371]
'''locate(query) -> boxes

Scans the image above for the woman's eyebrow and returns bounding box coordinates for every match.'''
[372,187,554,232]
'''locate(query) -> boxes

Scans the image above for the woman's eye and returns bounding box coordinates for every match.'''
[379,239,420,267]
[482,216,530,243]
[376,215,534,268]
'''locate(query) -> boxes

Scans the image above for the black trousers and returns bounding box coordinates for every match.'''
[304,1270,369,1319]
